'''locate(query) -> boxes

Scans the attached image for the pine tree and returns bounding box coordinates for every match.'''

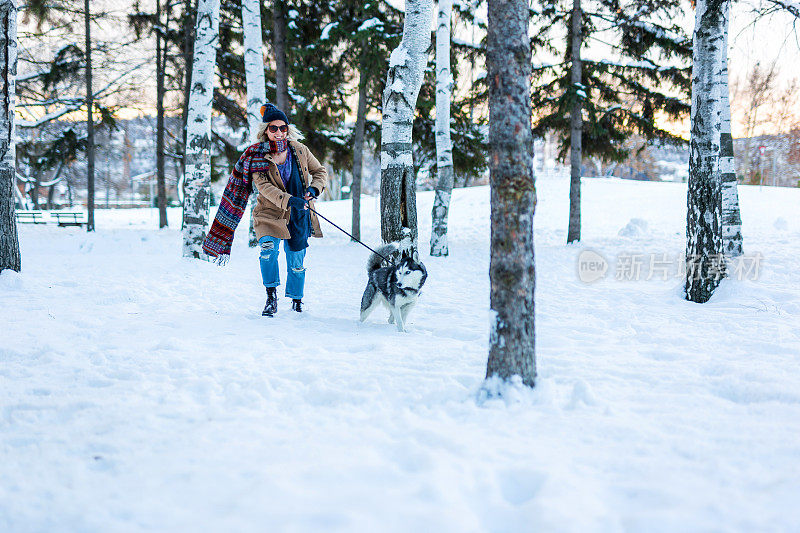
[182,0,219,259]
[685,0,729,303]
[275,1,351,164]
[531,0,692,242]
[380,0,434,250]
[351,63,368,241]
[83,0,95,231]
[485,0,536,388]
[324,1,403,241]
[130,0,195,185]
[18,2,136,221]
[0,0,20,273]
[272,1,289,111]
[155,0,168,228]
[567,0,582,244]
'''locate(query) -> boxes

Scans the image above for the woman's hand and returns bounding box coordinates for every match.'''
[303,187,319,202]
[288,196,308,211]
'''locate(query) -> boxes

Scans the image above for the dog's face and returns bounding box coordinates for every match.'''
[396,257,427,290]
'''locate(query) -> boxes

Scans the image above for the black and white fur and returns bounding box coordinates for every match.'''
[360,243,427,332]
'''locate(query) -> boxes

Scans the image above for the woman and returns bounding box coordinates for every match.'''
[203,103,327,317]
[253,104,327,316]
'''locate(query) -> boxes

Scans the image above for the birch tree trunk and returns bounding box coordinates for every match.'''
[380,0,434,250]
[685,0,728,303]
[567,0,582,244]
[0,0,20,273]
[720,29,743,258]
[485,0,536,387]
[273,1,289,111]
[351,61,368,242]
[242,0,266,247]
[243,0,266,138]
[181,0,219,259]
[84,0,95,232]
[156,0,168,228]
[430,0,454,257]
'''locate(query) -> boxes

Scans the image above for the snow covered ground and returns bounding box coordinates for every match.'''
[2,178,799,532]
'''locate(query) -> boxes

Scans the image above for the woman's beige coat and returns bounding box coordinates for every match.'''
[252,141,327,241]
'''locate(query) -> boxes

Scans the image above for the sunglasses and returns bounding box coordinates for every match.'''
[267,125,289,133]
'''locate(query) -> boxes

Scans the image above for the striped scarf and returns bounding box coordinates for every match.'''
[202,141,285,261]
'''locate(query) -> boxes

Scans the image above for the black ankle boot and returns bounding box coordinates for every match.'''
[263,287,278,316]
[291,299,303,313]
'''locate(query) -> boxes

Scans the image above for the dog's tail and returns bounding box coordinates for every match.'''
[367,243,399,273]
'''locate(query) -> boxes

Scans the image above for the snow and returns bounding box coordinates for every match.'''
[389,78,406,94]
[357,18,383,32]
[389,46,411,67]
[3,179,800,531]
[320,22,337,41]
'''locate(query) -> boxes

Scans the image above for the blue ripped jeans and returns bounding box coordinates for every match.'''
[258,236,306,299]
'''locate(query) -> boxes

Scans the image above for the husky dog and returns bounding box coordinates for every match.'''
[360,243,427,332]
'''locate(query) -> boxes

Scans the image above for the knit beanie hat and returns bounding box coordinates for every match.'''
[260,102,289,124]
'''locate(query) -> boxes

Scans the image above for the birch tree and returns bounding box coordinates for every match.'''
[720,31,743,258]
[0,0,19,273]
[380,0,434,250]
[685,0,729,303]
[182,0,219,259]
[567,0,582,244]
[485,0,536,387]
[243,0,266,138]
[429,0,454,257]
[242,0,266,247]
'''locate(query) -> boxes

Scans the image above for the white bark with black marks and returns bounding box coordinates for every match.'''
[0,0,19,272]
[243,0,266,247]
[430,0,454,257]
[720,29,742,259]
[686,0,728,303]
[485,0,536,387]
[182,0,219,259]
[567,0,582,244]
[243,0,266,139]
[380,0,434,250]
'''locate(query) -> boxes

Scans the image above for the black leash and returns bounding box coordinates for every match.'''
[306,205,391,263]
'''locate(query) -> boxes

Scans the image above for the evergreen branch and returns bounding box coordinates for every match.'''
[18,61,149,128]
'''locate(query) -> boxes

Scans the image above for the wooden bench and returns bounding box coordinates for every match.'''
[15,211,47,224]
[51,212,87,227]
